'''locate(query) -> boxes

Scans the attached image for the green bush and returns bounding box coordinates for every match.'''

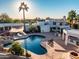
[9,42,24,56]
[29,25,38,33]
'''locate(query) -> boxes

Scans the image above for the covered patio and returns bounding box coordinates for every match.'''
[62,29,79,52]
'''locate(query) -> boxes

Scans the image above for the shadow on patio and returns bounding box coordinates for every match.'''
[53,36,78,52]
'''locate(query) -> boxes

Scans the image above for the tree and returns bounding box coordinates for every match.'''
[19,3,31,57]
[13,19,21,23]
[9,42,24,56]
[67,10,76,27]
[67,17,71,24]
[46,17,51,20]
[76,15,79,28]
[19,2,29,32]
[0,13,13,23]
[76,14,79,20]
[29,25,36,33]
[0,13,9,20]
[4,18,13,23]
[68,10,76,20]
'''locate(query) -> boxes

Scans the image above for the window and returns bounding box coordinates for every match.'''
[57,27,60,30]
[53,27,56,29]
[60,22,63,26]
[76,42,79,46]
[44,22,49,25]
[53,22,56,25]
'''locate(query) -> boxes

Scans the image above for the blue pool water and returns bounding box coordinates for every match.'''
[5,35,47,55]
[24,35,47,55]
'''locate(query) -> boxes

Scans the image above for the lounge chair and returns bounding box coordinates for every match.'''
[48,39,54,47]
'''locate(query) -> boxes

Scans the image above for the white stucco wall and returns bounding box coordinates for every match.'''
[0,23,23,27]
[25,24,29,32]
[40,25,50,32]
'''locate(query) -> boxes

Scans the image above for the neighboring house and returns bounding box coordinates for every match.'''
[0,23,23,34]
[62,29,79,46]
[0,23,36,33]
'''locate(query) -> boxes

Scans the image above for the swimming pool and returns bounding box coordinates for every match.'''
[5,35,47,55]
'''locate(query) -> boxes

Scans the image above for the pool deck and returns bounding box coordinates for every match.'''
[0,32,79,59]
[23,32,79,59]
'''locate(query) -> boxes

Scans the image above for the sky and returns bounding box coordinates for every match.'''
[0,0,79,19]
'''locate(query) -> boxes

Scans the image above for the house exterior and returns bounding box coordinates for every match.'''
[48,19,67,32]
[0,18,70,33]
[62,29,79,47]
[36,18,70,33]
[36,19,50,32]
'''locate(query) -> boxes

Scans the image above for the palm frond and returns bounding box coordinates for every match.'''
[19,7,22,12]
[19,2,29,12]
[24,5,29,11]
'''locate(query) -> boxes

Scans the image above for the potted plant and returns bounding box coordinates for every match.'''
[25,52,31,57]
[70,52,78,59]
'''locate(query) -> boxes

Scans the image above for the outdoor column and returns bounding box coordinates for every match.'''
[65,34,68,46]
[62,32,64,40]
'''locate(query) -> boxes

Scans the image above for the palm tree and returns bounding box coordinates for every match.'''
[19,2,29,32]
[19,3,31,57]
